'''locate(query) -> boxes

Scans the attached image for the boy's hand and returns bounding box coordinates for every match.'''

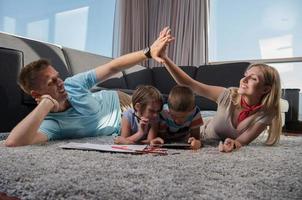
[218,138,242,153]
[188,137,201,150]
[150,137,164,145]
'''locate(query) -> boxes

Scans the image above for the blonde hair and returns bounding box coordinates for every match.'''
[132,85,163,112]
[168,85,195,112]
[230,63,282,145]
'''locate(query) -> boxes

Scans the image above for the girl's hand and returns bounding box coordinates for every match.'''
[150,137,164,145]
[114,136,134,145]
[188,137,201,150]
[218,138,242,153]
[138,117,149,134]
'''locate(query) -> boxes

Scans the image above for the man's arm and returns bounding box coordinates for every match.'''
[94,27,173,82]
[5,98,54,147]
[95,51,147,82]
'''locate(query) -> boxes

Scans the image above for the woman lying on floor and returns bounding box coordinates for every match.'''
[157,28,282,153]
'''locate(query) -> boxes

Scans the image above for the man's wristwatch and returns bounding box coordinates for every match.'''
[143,47,152,59]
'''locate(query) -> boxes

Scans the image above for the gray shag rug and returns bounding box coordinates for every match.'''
[0,133,302,200]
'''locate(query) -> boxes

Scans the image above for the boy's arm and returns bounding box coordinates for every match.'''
[188,128,202,150]
[188,127,202,150]
[189,127,201,140]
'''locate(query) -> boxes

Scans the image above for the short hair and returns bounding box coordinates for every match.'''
[132,85,163,112]
[168,85,195,112]
[18,59,51,94]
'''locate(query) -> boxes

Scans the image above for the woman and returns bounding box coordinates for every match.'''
[157,29,282,153]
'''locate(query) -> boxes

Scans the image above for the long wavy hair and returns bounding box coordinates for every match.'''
[230,63,282,145]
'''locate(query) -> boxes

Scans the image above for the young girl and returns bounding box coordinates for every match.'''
[114,85,163,144]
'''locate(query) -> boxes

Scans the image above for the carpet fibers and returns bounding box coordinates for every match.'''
[0,135,302,200]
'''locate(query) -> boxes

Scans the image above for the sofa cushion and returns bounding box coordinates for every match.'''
[0,47,35,132]
[123,65,153,90]
[95,71,128,89]
[0,33,72,106]
[152,66,197,94]
[195,62,250,110]
[62,47,112,74]
[0,32,70,78]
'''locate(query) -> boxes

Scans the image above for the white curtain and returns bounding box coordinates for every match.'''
[113,0,206,67]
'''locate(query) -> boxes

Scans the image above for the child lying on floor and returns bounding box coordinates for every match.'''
[114,85,163,145]
[151,85,204,150]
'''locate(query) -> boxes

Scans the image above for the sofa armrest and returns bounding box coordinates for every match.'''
[280,98,289,113]
[280,98,289,127]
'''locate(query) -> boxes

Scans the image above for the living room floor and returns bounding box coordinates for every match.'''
[1,134,302,200]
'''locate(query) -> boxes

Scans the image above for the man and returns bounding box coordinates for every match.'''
[5,27,173,147]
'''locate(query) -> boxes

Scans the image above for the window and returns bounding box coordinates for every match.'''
[0,0,116,57]
[209,0,302,62]
[209,0,302,122]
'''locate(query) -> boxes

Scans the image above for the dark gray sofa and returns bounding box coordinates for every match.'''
[0,32,250,133]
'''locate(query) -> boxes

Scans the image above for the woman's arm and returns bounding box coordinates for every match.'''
[236,123,268,145]
[162,56,225,102]
[219,123,267,152]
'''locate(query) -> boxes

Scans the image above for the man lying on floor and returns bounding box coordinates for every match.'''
[4,27,173,147]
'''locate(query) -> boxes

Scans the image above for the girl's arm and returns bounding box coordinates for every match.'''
[114,117,135,144]
[162,56,225,102]
[141,123,159,144]
[117,116,149,144]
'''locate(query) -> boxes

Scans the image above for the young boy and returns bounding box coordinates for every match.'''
[152,85,203,149]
